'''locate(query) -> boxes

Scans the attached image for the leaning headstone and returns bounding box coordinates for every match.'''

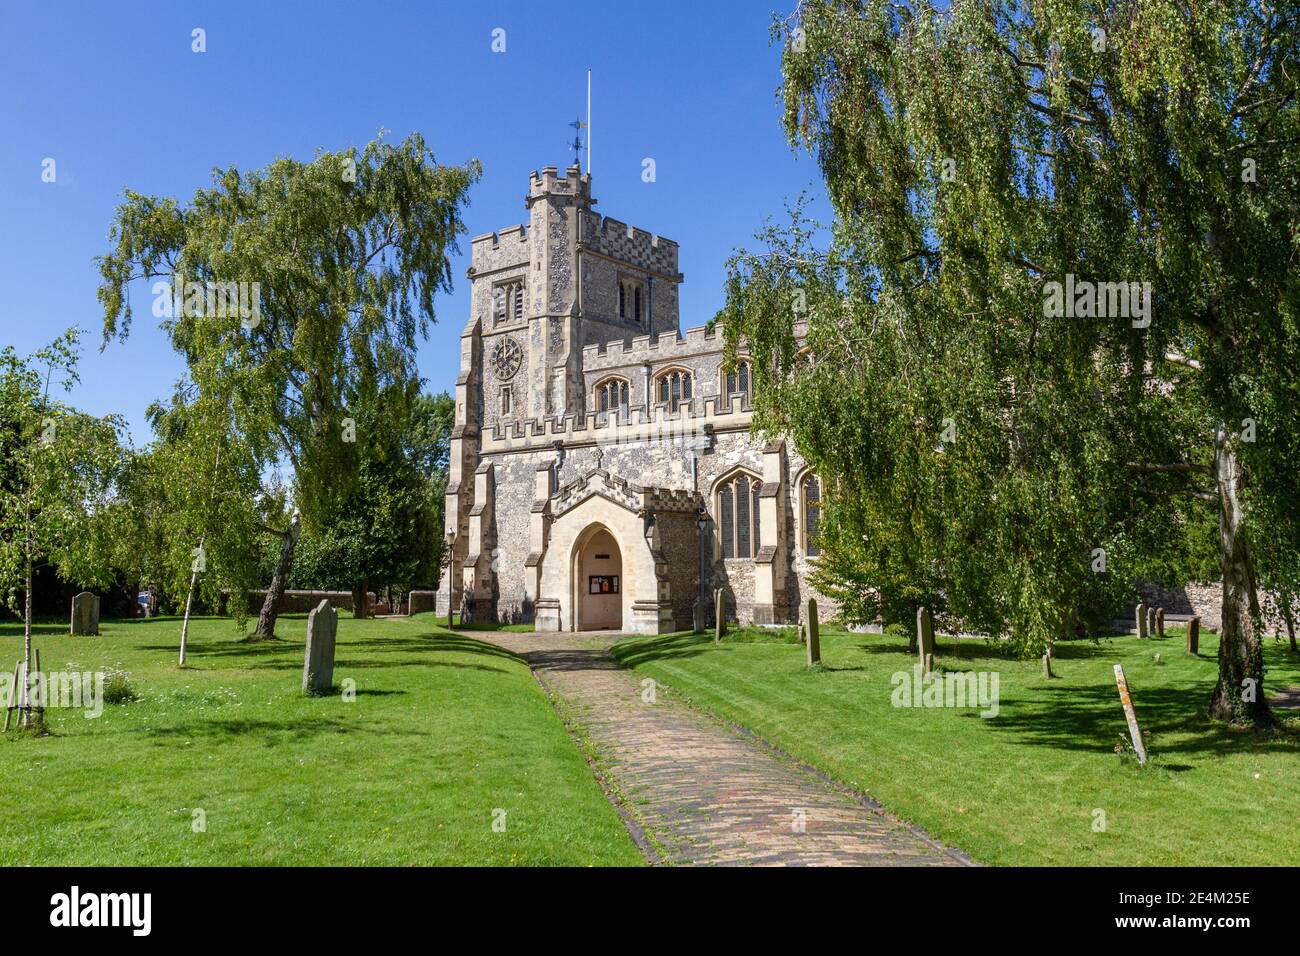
[1154,607,1165,638]
[1146,606,1157,638]
[1187,616,1200,655]
[806,599,821,666]
[1042,652,1053,679]
[1113,664,1148,765]
[302,599,338,694]
[916,606,935,667]
[1135,602,1148,639]
[70,592,100,636]
[714,588,725,642]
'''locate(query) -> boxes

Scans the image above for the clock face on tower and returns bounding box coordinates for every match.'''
[491,339,523,381]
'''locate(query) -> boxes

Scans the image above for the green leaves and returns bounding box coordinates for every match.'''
[0,332,126,619]
[734,1,1299,664]
[96,133,479,619]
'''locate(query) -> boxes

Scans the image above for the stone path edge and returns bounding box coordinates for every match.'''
[529,667,664,866]
[665,686,982,867]
[429,619,976,867]
[637,674,980,867]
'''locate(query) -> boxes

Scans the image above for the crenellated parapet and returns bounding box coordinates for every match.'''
[469,224,529,273]
[579,212,680,279]
[478,396,745,455]
[580,323,720,372]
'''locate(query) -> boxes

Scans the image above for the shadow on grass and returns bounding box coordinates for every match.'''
[0,622,71,638]
[450,621,537,633]
[141,715,413,744]
[612,632,714,668]
[848,636,1127,664]
[984,681,1300,758]
[148,631,525,677]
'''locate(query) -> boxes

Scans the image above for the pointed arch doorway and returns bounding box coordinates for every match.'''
[573,524,623,631]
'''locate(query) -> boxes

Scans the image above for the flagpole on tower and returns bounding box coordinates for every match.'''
[586,69,592,174]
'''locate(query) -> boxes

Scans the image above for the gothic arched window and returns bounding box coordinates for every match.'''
[655,367,693,411]
[593,376,630,415]
[801,473,821,557]
[619,278,646,323]
[493,280,524,326]
[723,359,752,405]
[718,471,762,560]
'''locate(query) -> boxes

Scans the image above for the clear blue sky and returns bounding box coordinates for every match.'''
[0,0,827,445]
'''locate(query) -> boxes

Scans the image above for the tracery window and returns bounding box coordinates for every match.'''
[718,471,762,560]
[724,359,752,405]
[801,473,821,557]
[593,376,630,415]
[655,368,693,411]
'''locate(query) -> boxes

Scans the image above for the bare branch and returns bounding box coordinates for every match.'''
[1126,462,1214,476]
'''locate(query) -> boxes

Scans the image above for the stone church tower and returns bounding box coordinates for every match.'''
[440,165,827,633]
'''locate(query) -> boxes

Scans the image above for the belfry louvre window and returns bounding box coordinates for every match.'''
[724,359,752,404]
[619,279,645,323]
[494,281,524,325]
[802,474,821,557]
[655,368,692,411]
[593,377,629,414]
[718,472,762,560]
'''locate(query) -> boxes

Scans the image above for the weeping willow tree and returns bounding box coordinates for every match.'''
[721,0,1298,725]
[97,133,479,638]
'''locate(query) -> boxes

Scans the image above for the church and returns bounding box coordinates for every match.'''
[438,165,829,633]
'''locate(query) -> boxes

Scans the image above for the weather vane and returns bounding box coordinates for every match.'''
[568,116,585,169]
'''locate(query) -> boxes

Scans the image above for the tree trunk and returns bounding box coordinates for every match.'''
[253,515,300,639]
[352,581,369,620]
[1284,603,1297,654]
[23,558,32,678]
[1208,432,1271,725]
[179,574,196,665]
[22,557,33,725]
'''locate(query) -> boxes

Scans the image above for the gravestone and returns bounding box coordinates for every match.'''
[302,599,338,694]
[916,606,935,667]
[806,599,821,666]
[1135,602,1148,639]
[1187,616,1200,655]
[70,592,99,636]
[1042,652,1053,679]
[1146,606,1157,638]
[714,588,725,642]
[1154,607,1165,638]
[1113,664,1148,765]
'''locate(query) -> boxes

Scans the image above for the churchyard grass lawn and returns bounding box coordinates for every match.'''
[613,625,1300,866]
[0,614,643,866]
